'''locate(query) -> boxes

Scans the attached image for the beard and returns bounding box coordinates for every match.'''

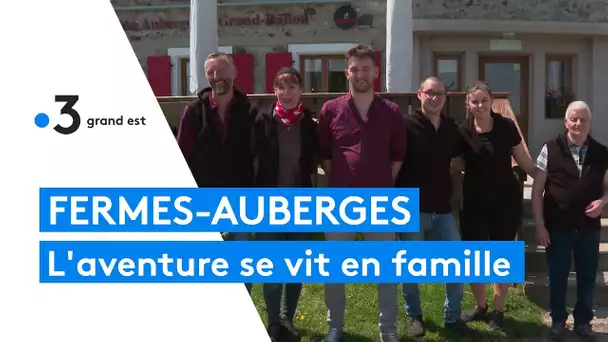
[350,79,373,93]
[211,79,232,95]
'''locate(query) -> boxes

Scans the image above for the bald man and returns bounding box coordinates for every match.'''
[532,101,608,341]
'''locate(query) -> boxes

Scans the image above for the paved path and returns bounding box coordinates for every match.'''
[539,309,608,341]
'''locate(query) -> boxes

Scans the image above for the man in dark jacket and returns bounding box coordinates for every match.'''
[177,52,256,188]
[176,52,256,292]
[532,101,608,342]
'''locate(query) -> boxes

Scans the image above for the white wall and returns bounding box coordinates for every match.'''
[590,37,608,146]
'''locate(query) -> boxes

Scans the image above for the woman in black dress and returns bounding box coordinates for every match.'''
[458,82,537,331]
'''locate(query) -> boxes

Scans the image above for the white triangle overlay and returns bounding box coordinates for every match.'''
[0,1,269,341]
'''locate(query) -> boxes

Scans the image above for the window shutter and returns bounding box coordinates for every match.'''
[265,52,293,93]
[230,53,255,94]
[147,56,172,96]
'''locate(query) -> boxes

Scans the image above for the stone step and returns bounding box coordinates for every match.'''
[522,206,608,220]
[520,219,608,244]
[525,243,608,273]
[524,271,608,307]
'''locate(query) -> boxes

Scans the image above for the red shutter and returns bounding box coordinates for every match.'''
[265,52,293,93]
[374,51,382,92]
[230,53,254,94]
[147,56,172,96]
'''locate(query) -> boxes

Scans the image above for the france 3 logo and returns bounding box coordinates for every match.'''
[35,95,81,135]
[34,95,147,135]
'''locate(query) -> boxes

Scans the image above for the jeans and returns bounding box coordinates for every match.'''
[224,232,254,294]
[546,229,600,326]
[257,232,314,326]
[324,232,399,334]
[398,212,463,324]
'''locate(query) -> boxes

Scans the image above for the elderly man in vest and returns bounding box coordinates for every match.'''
[532,101,608,341]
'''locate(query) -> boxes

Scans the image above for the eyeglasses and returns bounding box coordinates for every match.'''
[422,90,446,99]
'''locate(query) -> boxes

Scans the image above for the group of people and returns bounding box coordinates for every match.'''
[176,45,608,342]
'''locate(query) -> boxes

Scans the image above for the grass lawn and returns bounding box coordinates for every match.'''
[250,283,546,341]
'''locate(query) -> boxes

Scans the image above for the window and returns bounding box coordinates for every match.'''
[545,55,573,119]
[433,54,463,91]
[299,54,348,93]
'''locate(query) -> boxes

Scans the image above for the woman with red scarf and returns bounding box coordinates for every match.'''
[252,67,318,342]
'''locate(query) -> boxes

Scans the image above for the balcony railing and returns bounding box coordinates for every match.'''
[157,92,510,129]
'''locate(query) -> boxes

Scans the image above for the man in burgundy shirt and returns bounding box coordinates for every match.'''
[317,45,407,342]
[176,52,256,293]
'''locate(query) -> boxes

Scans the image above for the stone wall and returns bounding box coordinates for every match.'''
[114,0,608,92]
[114,0,387,79]
[412,0,608,22]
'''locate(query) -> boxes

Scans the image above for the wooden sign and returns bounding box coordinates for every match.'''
[218,12,311,27]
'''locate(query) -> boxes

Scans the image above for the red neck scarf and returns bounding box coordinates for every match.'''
[275,101,305,130]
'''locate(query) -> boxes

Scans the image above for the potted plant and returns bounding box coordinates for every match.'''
[546,88,574,119]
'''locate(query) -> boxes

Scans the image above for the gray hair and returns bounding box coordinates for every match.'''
[566,100,592,119]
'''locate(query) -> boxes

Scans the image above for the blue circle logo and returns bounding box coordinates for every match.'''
[34,95,81,134]
[35,113,50,128]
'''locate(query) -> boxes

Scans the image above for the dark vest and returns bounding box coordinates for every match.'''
[185,88,256,187]
[543,134,608,231]
[252,104,317,187]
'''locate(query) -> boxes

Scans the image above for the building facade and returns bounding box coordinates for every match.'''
[113,0,608,158]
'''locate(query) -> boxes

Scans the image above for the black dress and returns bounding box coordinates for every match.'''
[458,112,523,241]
